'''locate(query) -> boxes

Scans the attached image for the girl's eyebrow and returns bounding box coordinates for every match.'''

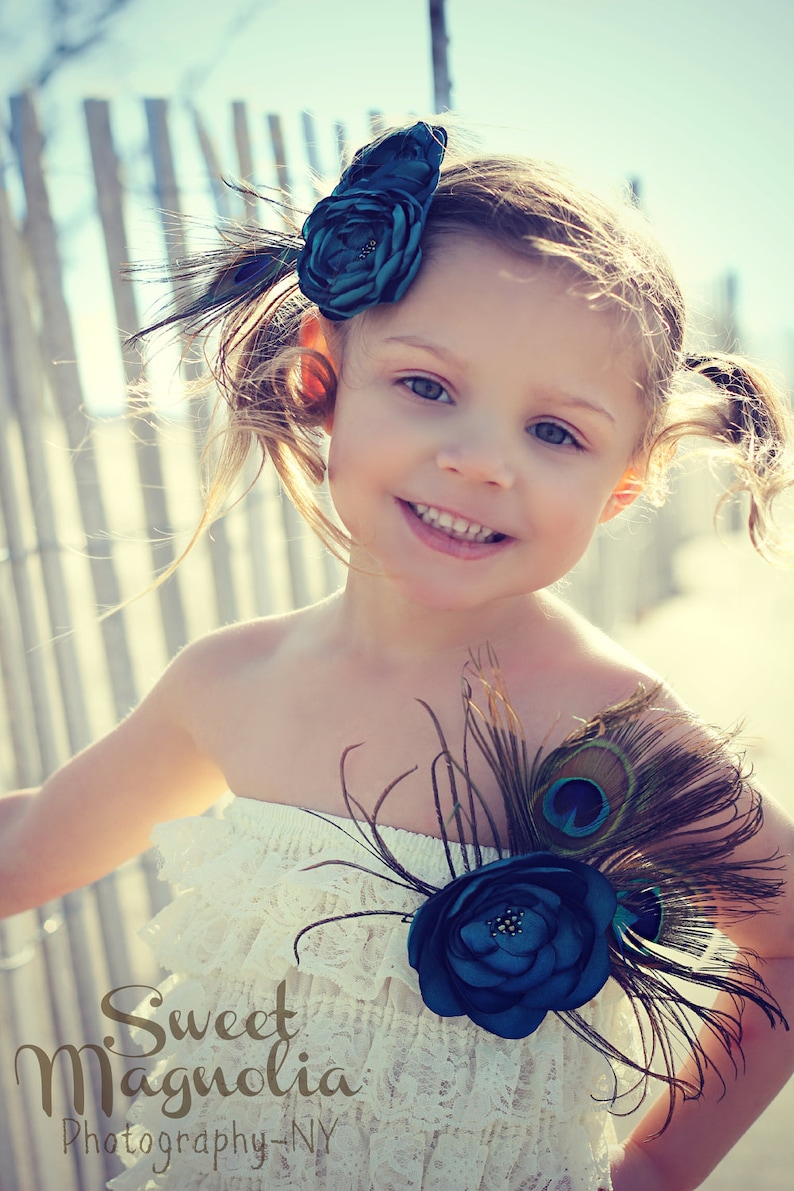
[383,334,617,426]
[550,391,617,426]
[383,333,459,367]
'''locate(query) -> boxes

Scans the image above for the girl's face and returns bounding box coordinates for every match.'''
[325,235,648,613]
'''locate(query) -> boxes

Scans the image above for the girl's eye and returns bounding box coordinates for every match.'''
[530,421,582,450]
[404,376,451,403]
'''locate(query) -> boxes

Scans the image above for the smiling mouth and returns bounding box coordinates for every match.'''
[409,502,506,544]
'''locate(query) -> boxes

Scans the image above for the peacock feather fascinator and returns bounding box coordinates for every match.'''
[294,658,787,1129]
[127,121,447,342]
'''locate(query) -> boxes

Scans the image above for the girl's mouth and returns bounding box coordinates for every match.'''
[408,502,506,544]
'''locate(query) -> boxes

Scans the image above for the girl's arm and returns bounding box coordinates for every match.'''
[0,638,231,918]
[610,786,794,1191]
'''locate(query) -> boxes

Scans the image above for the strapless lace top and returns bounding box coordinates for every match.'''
[109,798,637,1190]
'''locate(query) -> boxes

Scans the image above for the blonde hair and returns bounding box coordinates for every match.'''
[152,133,794,567]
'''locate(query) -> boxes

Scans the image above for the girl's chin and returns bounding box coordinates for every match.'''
[382,571,537,617]
[341,548,547,613]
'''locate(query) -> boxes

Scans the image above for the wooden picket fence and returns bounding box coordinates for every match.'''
[0,93,723,1190]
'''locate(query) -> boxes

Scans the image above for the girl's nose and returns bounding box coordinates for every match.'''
[435,436,516,488]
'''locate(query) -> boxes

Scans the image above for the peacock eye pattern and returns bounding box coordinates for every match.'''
[542,777,610,837]
[613,882,665,955]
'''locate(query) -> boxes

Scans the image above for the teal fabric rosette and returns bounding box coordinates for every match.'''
[132,122,448,339]
[407,852,617,1039]
[297,122,447,320]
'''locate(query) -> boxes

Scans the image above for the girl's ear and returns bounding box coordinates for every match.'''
[299,311,337,429]
[599,467,644,524]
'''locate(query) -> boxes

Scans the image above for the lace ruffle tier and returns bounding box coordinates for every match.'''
[109,798,635,1190]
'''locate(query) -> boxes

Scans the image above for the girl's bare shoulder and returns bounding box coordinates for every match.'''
[149,600,334,734]
[168,602,328,679]
[526,591,675,719]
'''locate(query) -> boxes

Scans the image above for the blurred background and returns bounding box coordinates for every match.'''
[0,2,792,1188]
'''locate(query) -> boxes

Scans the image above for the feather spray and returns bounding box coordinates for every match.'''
[294,655,787,1129]
[126,211,304,344]
[126,121,447,343]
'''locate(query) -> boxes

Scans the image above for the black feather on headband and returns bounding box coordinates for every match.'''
[126,122,447,343]
[126,223,304,344]
[294,656,786,1130]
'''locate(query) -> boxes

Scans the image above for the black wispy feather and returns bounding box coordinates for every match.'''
[126,218,303,345]
[463,662,786,1127]
[294,656,786,1129]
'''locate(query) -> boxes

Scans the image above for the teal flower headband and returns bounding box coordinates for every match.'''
[297,122,447,319]
[134,122,448,340]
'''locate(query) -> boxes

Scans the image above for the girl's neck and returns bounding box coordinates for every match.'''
[324,568,549,668]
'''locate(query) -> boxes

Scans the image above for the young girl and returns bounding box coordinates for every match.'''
[2,122,793,1191]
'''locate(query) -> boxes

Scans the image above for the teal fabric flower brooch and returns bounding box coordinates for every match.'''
[133,122,447,339]
[407,852,616,1039]
[297,122,447,320]
[295,662,785,1128]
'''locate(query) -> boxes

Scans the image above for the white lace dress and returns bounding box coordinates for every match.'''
[109,798,636,1191]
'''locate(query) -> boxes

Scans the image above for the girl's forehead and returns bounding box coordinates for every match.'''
[357,235,642,374]
[399,233,551,303]
[336,235,648,442]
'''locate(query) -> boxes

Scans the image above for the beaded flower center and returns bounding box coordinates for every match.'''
[489,906,526,937]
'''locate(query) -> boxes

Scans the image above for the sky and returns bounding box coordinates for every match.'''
[1,0,793,408]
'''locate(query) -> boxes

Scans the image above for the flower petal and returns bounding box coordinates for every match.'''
[468,1001,548,1040]
[458,919,499,955]
[416,956,465,1016]
[447,953,506,987]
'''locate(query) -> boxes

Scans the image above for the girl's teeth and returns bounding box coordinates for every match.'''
[410,502,500,543]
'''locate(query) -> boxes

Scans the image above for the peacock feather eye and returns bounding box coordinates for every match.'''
[542,777,610,837]
[612,883,664,952]
[532,738,639,854]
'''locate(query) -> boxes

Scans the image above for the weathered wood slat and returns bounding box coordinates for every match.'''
[231,100,258,223]
[0,146,91,770]
[0,914,87,1191]
[0,560,41,788]
[261,107,327,609]
[10,94,138,720]
[193,105,233,220]
[334,119,349,168]
[301,110,322,195]
[84,98,189,663]
[9,97,140,984]
[267,112,291,198]
[217,101,282,617]
[144,96,239,626]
